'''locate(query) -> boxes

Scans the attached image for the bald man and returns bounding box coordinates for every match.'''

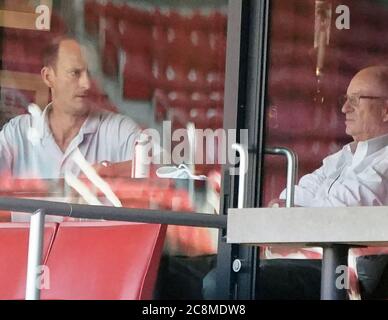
[267,66,388,299]
[204,66,388,300]
[0,36,139,179]
[274,66,388,207]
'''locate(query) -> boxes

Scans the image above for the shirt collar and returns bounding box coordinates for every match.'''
[79,111,100,135]
[344,133,388,164]
[360,133,388,156]
[40,103,53,139]
[39,103,100,139]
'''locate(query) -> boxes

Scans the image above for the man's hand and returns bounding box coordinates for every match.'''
[268,198,286,208]
[85,160,159,179]
[92,160,133,178]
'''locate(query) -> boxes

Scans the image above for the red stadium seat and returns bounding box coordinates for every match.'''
[187,10,210,31]
[161,64,190,92]
[165,29,192,68]
[102,41,119,77]
[1,15,66,74]
[168,91,191,110]
[208,11,228,34]
[209,33,227,72]
[41,222,166,300]
[207,72,225,92]
[190,92,211,110]
[2,35,42,73]
[151,25,168,64]
[207,108,223,129]
[151,59,167,90]
[163,9,188,30]
[0,223,58,300]
[84,0,101,35]
[188,30,212,71]
[87,82,118,113]
[120,22,152,55]
[151,8,170,29]
[170,107,190,131]
[123,52,153,100]
[187,69,207,92]
[101,2,122,46]
[208,91,224,110]
[123,4,153,26]
[153,89,169,121]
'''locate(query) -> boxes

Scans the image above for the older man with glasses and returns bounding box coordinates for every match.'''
[203,66,388,300]
[271,66,388,209]
[268,65,388,299]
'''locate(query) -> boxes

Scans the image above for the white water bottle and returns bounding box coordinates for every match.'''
[132,134,151,178]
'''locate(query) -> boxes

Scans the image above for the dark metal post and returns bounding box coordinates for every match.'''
[321,245,349,300]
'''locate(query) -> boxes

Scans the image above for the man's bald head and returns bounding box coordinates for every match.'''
[351,66,388,96]
[41,35,91,116]
[342,65,388,142]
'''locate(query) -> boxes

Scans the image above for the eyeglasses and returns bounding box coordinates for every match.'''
[339,94,388,108]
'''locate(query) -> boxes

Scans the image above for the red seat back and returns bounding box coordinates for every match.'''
[0,223,58,300]
[41,221,166,300]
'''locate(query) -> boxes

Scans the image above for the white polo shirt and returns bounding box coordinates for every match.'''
[280,133,388,207]
[0,104,140,179]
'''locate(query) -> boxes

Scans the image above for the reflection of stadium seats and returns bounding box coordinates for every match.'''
[2,29,52,73]
[168,91,191,110]
[2,12,66,72]
[191,92,210,110]
[102,41,119,77]
[102,1,121,45]
[162,64,190,92]
[84,0,101,35]
[120,22,152,55]
[84,1,227,106]
[208,11,228,34]
[188,10,210,31]
[188,30,212,70]
[0,223,58,299]
[207,72,225,92]
[209,33,227,71]
[123,52,153,100]
[41,222,166,300]
[88,80,118,112]
[187,69,207,92]
[266,100,347,140]
[262,1,379,295]
[153,89,170,121]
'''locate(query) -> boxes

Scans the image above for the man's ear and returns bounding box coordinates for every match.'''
[41,66,54,88]
[382,102,388,122]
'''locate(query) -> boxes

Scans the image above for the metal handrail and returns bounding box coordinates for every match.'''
[231,143,248,209]
[265,147,297,208]
[0,197,227,229]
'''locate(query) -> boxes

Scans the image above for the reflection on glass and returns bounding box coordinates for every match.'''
[264,0,388,207]
[263,2,388,296]
[0,0,227,217]
[0,2,228,288]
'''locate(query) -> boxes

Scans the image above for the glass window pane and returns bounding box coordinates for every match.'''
[0,0,228,218]
[262,0,388,275]
[264,0,388,208]
[0,1,229,283]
